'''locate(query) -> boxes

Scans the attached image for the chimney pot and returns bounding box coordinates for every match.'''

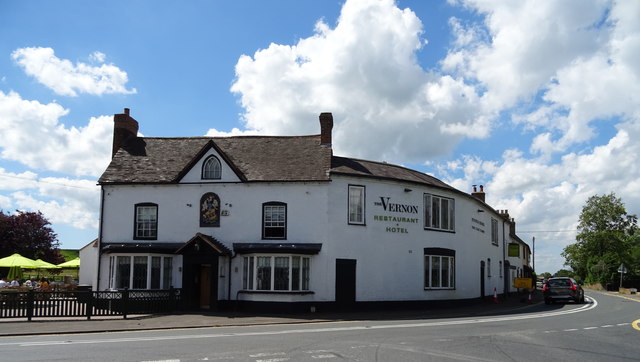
[124,108,130,116]
[319,112,333,146]
[471,183,486,203]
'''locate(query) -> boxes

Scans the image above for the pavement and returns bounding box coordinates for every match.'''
[0,289,634,337]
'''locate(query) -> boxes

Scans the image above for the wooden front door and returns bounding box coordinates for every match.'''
[199,265,211,309]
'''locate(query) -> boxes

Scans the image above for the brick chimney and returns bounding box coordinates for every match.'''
[112,108,139,158]
[471,184,486,203]
[319,112,333,146]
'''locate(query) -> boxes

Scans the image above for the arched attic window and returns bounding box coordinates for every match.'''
[202,155,222,180]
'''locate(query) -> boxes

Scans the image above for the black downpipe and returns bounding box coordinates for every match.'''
[96,187,106,291]
[227,252,236,301]
[502,220,508,299]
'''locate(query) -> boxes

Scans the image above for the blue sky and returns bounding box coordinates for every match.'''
[1,0,639,274]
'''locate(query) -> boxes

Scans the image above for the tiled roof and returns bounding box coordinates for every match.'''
[99,135,332,184]
[99,135,456,191]
[330,156,456,191]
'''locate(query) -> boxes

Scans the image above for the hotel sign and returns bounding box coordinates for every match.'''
[373,197,419,234]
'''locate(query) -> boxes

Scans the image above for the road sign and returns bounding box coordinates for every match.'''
[618,264,627,274]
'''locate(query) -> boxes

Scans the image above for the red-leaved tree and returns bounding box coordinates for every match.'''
[0,210,64,264]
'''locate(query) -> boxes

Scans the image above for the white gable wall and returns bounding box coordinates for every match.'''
[180,147,242,183]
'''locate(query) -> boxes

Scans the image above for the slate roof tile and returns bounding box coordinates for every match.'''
[99,134,455,191]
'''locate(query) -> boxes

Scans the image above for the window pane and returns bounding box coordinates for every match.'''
[264,204,286,238]
[151,256,161,289]
[349,186,364,224]
[450,257,455,288]
[116,256,131,289]
[136,205,157,238]
[441,198,449,230]
[274,257,289,290]
[431,197,440,229]
[256,256,271,290]
[163,257,173,289]
[302,257,310,290]
[431,256,440,288]
[424,256,430,288]
[291,256,300,291]
[133,256,148,289]
[242,257,249,290]
[424,194,432,228]
[203,157,221,179]
[442,257,449,288]
[449,199,455,230]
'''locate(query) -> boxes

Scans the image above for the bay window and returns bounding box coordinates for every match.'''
[243,255,310,291]
[109,255,173,290]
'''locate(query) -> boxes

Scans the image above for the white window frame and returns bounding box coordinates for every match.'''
[424,194,455,232]
[262,202,287,239]
[348,185,365,225]
[108,255,173,290]
[424,254,455,290]
[134,203,158,240]
[242,254,310,292]
[491,218,499,245]
[202,155,222,180]
[487,258,492,277]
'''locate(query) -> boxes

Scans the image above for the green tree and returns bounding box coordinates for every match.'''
[562,193,638,285]
[554,269,575,278]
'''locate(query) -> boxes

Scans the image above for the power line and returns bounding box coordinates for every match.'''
[0,173,97,190]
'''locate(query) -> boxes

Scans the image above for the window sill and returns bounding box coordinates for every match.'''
[424,288,456,291]
[238,290,314,295]
[423,228,455,233]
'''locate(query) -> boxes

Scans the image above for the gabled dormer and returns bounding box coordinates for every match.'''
[178,141,243,183]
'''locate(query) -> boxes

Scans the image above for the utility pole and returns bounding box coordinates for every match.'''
[532,236,535,274]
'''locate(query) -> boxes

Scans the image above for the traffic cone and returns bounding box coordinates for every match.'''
[493,287,499,303]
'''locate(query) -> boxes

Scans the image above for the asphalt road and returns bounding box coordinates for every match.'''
[0,291,638,361]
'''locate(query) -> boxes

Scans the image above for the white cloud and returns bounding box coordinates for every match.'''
[228,0,492,164]
[0,168,39,191]
[11,47,137,97]
[89,51,106,63]
[442,116,640,273]
[0,169,100,229]
[0,90,113,177]
[12,185,99,230]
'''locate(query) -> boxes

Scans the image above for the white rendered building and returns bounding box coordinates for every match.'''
[96,109,531,311]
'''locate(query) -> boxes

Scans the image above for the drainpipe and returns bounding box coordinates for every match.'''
[96,187,105,291]
[227,251,236,301]
[502,220,507,299]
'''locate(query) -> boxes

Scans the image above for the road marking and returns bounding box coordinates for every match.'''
[607,294,640,303]
[632,319,640,331]
[0,297,598,348]
[601,325,613,328]
[250,352,286,357]
[583,327,598,330]
[564,328,578,331]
